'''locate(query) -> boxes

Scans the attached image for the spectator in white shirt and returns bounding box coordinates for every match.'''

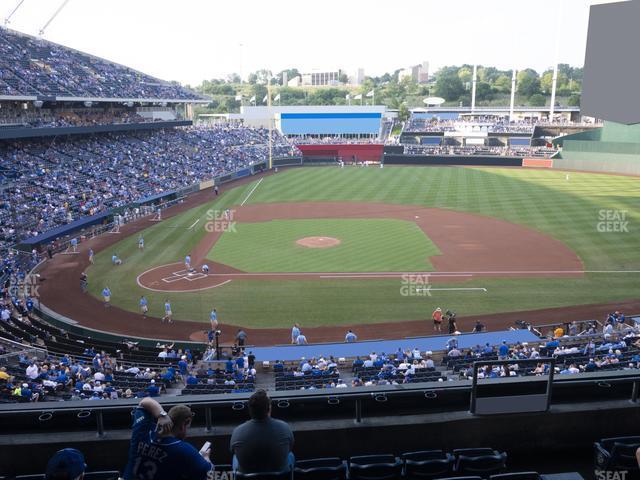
[26,362,39,380]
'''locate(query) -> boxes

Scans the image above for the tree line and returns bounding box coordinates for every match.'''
[189,64,582,117]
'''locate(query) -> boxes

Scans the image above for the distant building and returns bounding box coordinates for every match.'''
[399,61,429,84]
[287,76,301,87]
[299,71,342,86]
[349,68,365,86]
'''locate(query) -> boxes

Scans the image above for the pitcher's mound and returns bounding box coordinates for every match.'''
[296,236,341,248]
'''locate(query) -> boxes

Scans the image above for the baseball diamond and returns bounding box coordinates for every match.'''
[36,166,640,345]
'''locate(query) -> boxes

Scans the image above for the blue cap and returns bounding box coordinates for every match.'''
[45,448,86,479]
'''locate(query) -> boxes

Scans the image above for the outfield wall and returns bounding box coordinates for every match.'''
[297,144,384,163]
[383,154,523,167]
[553,122,640,175]
[554,151,640,175]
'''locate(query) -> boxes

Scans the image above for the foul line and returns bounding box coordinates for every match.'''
[240,178,263,206]
[136,271,233,293]
[416,287,488,292]
[188,218,200,230]
[319,274,473,279]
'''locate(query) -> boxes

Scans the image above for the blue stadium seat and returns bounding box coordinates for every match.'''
[490,473,540,480]
[348,454,402,480]
[453,448,507,476]
[235,470,293,480]
[433,477,483,480]
[594,436,640,472]
[401,450,454,479]
[294,457,347,480]
[15,472,119,480]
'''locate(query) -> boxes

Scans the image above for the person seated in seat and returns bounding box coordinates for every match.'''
[45,448,86,480]
[230,389,294,473]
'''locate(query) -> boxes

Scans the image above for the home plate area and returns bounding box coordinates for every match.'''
[161,269,208,283]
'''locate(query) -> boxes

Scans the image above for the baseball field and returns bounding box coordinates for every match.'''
[60,165,639,340]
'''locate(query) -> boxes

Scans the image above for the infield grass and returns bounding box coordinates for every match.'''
[208,218,439,272]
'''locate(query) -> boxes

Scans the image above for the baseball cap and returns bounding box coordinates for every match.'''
[45,448,86,480]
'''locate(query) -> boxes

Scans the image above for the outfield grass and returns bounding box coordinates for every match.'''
[208,218,439,272]
[87,166,640,327]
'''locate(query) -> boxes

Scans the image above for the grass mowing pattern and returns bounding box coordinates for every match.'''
[88,167,640,327]
[207,218,439,272]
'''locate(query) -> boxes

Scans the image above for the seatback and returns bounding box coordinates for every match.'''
[235,470,292,480]
[490,472,540,480]
[349,454,402,480]
[402,450,454,479]
[294,457,346,480]
[454,449,507,476]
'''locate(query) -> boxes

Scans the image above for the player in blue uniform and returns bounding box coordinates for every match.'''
[163,300,173,323]
[102,287,111,307]
[209,309,218,331]
[123,397,213,480]
[139,296,149,317]
[139,236,145,250]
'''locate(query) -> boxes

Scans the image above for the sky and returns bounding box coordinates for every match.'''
[0,0,622,86]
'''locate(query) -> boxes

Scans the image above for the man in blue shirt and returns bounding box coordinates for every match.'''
[146,380,160,397]
[345,330,357,343]
[498,341,509,359]
[178,356,189,377]
[291,324,300,344]
[123,397,213,480]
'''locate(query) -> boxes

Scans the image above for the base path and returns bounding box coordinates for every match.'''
[137,201,585,292]
[35,171,640,346]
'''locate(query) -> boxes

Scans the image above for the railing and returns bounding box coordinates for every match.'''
[1,368,640,437]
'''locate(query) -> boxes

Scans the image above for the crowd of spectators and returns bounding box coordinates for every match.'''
[0,26,201,100]
[291,135,380,145]
[403,118,537,134]
[0,299,200,402]
[0,125,299,248]
[402,144,557,158]
[449,312,640,379]
[0,104,166,129]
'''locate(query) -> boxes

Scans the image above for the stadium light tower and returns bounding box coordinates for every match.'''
[471,65,478,113]
[239,43,244,84]
[4,0,25,25]
[267,82,273,170]
[38,0,71,36]
[509,69,517,122]
[549,0,565,122]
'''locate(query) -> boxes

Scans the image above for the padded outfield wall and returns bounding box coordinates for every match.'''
[554,122,640,175]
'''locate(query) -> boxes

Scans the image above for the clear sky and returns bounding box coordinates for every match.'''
[0,0,621,86]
